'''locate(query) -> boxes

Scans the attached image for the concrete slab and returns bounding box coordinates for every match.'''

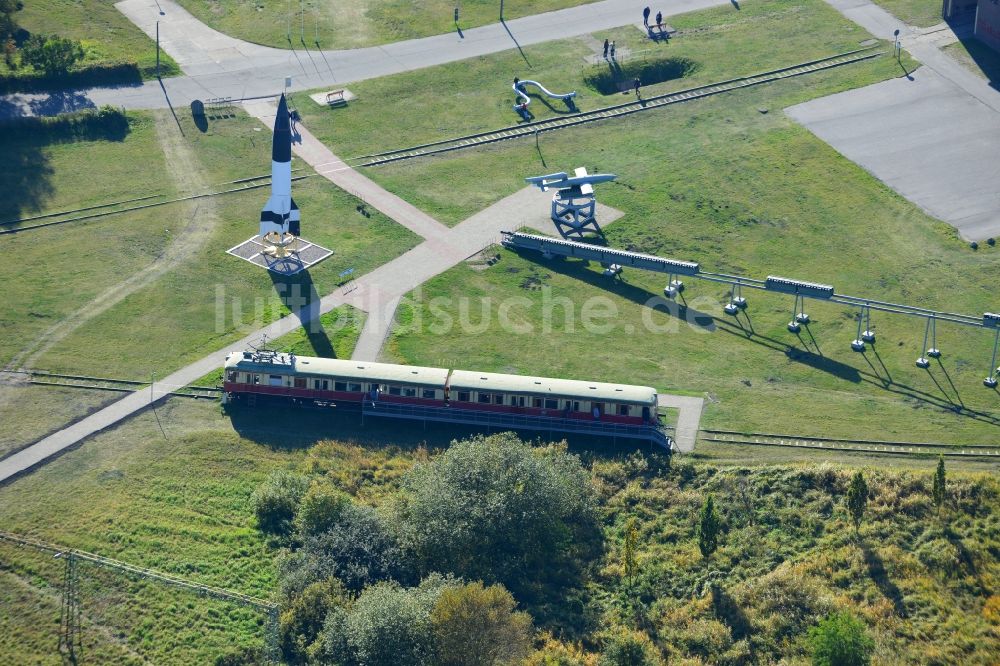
[308,89,357,106]
[226,235,334,275]
[787,67,1000,240]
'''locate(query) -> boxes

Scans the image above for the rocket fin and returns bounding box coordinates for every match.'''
[288,198,300,236]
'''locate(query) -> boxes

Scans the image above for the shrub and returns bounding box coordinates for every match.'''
[280,502,410,595]
[598,627,661,666]
[19,34,83,75]
[294,480,349,537]
[394,433,598,592]
[431,582,533,666]
[336,575,460,666]
[279,579,344,664]
[250,470,309,534]
[808,611,873,666]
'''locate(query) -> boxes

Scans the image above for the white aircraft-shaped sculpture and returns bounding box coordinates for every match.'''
[525,168,617,239]
[525,168,617,195]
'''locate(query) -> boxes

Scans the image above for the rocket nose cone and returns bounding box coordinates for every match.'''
[272,94,292,163]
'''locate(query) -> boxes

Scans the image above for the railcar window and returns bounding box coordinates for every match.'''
[422,389,437,399]
[334,381,348,391]
[226,371,237,382]
[457,391,471,402]
[494,394,505,405]
[388,386,402,396]
[512,396,526,407]
[348,383,362,392]
[477,393,492,404]
[545,399,559,410]
[572,401,580,412]
[533,397,543,408]
[403,387,417,397]
[316,379,329,391]
[618,404,630,416]
[294,378,306,389]
[252,374,260,384]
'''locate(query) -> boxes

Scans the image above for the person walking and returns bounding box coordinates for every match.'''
[634,76,641,98]
[656,10,663,28]
[643,6,651,26]
[603,38,609,59]
[610,41,616,59]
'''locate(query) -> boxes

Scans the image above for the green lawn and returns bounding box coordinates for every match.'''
[3,0,180,83]
[294,0,905,225]
[0,396,996,663]
[870,0,944,28]
[290,0,1000,445]
[173,0,600,50]
[0,110,420,381]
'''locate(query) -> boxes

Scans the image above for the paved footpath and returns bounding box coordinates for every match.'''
[659,395,704,453]
[0,119,705,481]
[2,0,727,116]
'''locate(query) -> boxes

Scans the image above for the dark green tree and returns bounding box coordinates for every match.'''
[394,433,597,592]
[279,579,344,664]
[698,494,721,558]
[808,611,874,666]
[280,502,410,595]
[20,34,84,75]
[932,456,947,517]
[846,471,868,534]
[0,0,21,41]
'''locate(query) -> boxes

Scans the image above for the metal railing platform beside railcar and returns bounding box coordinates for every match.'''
[361,401,673,450]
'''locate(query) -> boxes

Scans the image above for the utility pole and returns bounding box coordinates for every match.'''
[500,0,505,21]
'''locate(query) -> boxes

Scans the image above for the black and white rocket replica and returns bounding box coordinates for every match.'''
[259,94,300,257]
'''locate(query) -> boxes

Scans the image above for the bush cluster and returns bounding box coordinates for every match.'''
[250,433,594,664]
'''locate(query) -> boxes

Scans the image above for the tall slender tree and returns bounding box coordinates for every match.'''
[846,471,868,534]
[698,494,721,558]
[932,456,947,517]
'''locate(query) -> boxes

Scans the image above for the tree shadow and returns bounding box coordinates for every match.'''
[710,583,753,648]
[0,104,132,223]
[861,542,908,618]
[268,268,334,358]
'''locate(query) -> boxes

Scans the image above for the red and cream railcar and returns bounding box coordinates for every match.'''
[223,351,659,426]
[223,351,449,406]
[447,369,656,425]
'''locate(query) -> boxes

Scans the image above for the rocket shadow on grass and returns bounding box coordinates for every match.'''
[268,269,335,358]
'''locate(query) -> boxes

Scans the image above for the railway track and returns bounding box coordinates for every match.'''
[355,48,882,167]
[701,429,1000,458]
[0,370,220,399]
